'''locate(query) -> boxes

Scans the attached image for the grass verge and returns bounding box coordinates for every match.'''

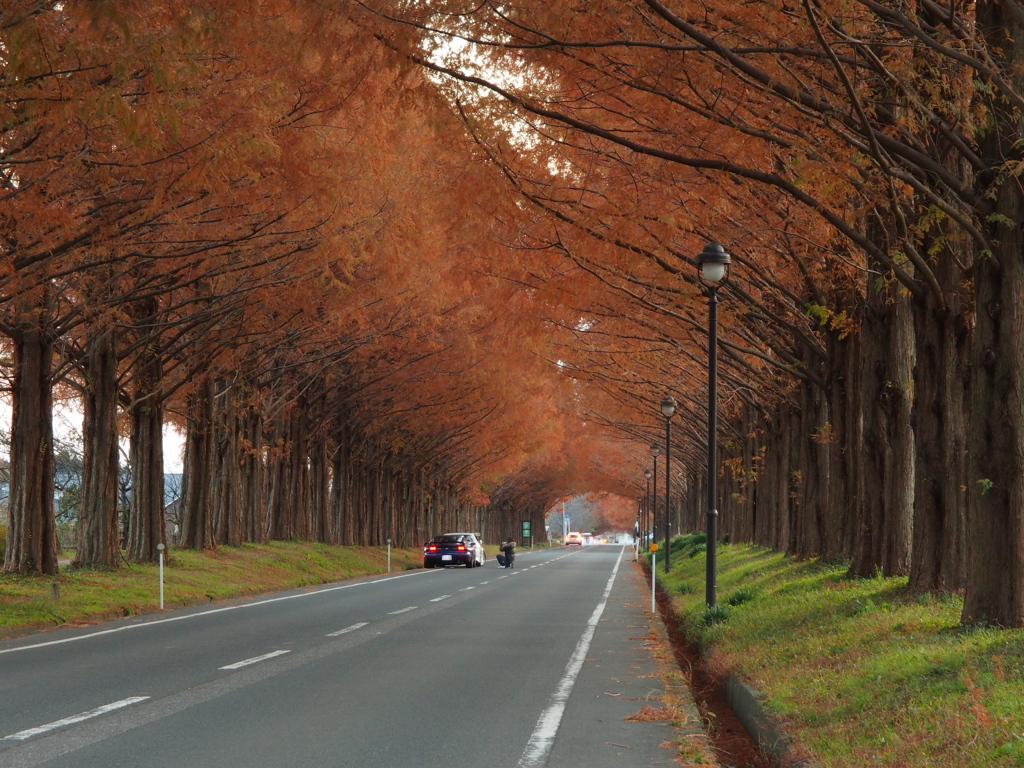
[0,541,422,634]
[650,536,1024,767]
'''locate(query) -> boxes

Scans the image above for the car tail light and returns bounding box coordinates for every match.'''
[428,545,438,552]
[456,544,466,551]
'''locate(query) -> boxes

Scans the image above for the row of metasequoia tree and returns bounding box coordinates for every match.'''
[7,0,1024,628]
[371,0,1024,627]
[0,2,575,574]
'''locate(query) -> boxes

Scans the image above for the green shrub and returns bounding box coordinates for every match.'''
[726,586,758,606]
[702,604,729,625]
[674,580,699,595]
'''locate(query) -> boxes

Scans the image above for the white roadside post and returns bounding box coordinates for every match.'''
[387,539,392,573]
[157,543,165,610]
[650,543,658,613]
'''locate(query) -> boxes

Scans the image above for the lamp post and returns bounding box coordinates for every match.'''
[661,394,676,572]
[697,242,732,609]
[649,443,660,550]
[644,468,652,547]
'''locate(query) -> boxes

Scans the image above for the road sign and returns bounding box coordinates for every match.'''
[521,521,531,539]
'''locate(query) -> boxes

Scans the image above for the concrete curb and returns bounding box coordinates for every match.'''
[724,676,820,767]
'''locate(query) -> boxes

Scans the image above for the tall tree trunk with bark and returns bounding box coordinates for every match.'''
[794,380,828,558]
[267,411,293,540]
[850,291,915,577]
[74,329,121,568]
[4,294,58,574]
[963,3,1024,627]
[909,264,970,591]
[212,380,242,547]
[178,381,215,550]
[239,405,265,543]
[126,323,165,562]
[287,400,308,541]
[310,439,329,543]
[328,422,349,544]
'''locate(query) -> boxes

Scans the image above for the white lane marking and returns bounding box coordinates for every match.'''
[430,595,451,602]
[219,650,291,670]
[3,697,151,741]
[517,549,623,768]
[497,576,508,580]
[459,587,476,591]
[479,581,490,585]
[511,571,520,576]
[326,622,368,637]
[0,570,430,656]
[388,606,417,615]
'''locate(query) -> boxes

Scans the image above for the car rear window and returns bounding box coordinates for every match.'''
[432,535,463,544]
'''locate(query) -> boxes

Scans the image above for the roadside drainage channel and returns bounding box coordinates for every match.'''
[641,560,819,768]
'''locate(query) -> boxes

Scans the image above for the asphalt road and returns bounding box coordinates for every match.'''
[0,546,686,768]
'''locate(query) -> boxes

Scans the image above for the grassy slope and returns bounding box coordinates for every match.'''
[653,537,1024,768]
[0,542,423,634]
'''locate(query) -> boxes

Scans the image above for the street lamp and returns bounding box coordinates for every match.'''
[650,443,660,551]
[661,394,676,572]
[697,242,732,608]
[644,469,652,546]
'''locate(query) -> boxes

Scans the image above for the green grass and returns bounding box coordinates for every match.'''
[0,541,422,633]
[656,539,1024,767]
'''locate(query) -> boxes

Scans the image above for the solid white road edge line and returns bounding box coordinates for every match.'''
[219,650,291,671]
[516,548,624,768]
[3,697,151,741]
[326,622,368,637]
[0,569,432,656]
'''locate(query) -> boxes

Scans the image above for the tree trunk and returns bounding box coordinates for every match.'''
[267,411,292,540]
[126,332,165,563]
[74,329,121,568]
[287,400,308,541]
[328,423,348,544]
[239,405,265,543]
[794,380,827,558]
[850,293,915,577]
[909,272,970,591]
[212,379,242,547]
[310,439,329,543]
[4,295,58,574]
[178,381,215,550]
[963,0,1024,627]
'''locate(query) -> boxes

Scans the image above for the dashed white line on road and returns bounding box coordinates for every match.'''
[479,581,490,585]
[460,587,476,591]
[497,576,508,580]
[517,549,624,768]
[430,595,451,602]
[219,650,291,670]
[327,622,368,637]
[388,606,417,615]
[3,697,151,741]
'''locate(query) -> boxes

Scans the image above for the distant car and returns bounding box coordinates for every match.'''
[582,533,594,546]
[565,532,583,545]
[423,533,485,568]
